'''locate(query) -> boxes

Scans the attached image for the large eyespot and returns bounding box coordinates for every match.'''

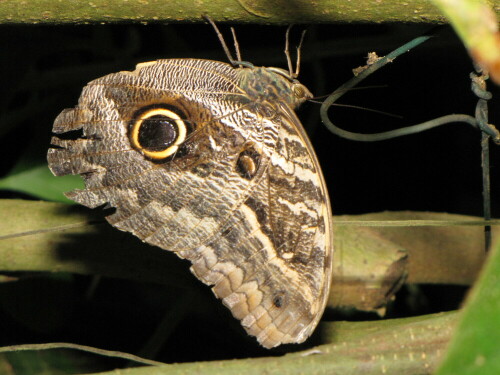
[129,105,188,160]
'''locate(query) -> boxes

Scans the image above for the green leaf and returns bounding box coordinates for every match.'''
[430,0,500,84]
[0,162,83,203]
[435,237,500,375]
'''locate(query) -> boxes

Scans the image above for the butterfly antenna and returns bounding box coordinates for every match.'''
[231,27,243,62]
[285,26,306,79]
[284,25,295,78]
[295,30,306,78]
[203,15,238,66]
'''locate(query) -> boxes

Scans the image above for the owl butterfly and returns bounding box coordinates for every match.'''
[47,22,333,348]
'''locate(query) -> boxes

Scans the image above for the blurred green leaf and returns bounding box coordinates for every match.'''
[0,161,83,203]
[430,0,500,84]
[435,238,500,375]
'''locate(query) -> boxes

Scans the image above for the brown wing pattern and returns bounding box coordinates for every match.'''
[47,59,332,348]
[49,59,277,252]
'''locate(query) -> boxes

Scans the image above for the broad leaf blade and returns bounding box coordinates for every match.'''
[435,237,500,374]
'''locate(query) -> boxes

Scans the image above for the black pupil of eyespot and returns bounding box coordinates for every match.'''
[138,115,177,151]
[273,296,283,308]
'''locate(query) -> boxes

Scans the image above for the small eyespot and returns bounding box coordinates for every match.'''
[129,105,188,160]
[237,155,257,176]
[236,142,262,180]
[272,291,286,308]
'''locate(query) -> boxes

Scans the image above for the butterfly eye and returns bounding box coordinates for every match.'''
[129,107,187,160]
[292,84,306,99]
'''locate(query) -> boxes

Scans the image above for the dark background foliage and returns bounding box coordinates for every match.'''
[0,22,498,368]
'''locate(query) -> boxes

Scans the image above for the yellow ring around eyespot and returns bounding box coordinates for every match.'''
[130,108,187,160]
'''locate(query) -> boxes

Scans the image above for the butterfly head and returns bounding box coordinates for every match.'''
[238,65,313,110]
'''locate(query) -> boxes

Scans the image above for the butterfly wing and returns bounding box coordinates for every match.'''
[49,59,275,252]
[48,59,333,348]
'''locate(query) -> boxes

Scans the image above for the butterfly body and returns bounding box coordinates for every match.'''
[48,58,333,348]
